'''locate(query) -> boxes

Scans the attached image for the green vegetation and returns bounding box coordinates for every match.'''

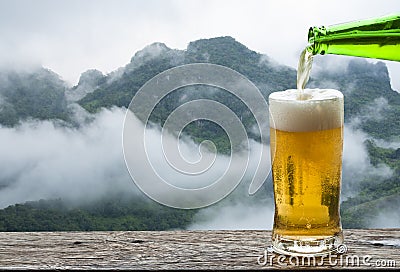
[341,141,400,228]
[77,37,294,152]
[78,37,296,114]
[0,68,69,126]
[365,140,400,169]
[0,196,196,231]
[310,59,400,140]
[341,192,400,228]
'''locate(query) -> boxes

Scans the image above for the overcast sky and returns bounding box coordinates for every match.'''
[1,0,399,89]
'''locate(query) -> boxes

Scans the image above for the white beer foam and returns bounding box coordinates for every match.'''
[269,89,344,132]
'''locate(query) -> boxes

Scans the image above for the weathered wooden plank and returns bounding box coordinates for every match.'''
[0,229,399,269]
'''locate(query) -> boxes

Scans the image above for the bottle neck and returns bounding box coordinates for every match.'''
[307,14,400,61]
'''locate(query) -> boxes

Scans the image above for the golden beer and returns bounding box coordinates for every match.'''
[269,89,344,256]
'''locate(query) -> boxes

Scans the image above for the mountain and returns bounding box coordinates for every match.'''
[309,58,400,140]
[78,36,296,113]
[0,67,69,126]
[2,37,398,142]
[0,36,399,230]
[77,37,400,141]
[0,195,196,231]
[65,69,106,102]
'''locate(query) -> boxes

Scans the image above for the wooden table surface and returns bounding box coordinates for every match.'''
[0,229,399,270]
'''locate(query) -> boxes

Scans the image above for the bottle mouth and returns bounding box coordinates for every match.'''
[308,27,316,42]
[307,26,326,55]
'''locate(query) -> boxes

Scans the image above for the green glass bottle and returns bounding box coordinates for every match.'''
[307,13,400,61]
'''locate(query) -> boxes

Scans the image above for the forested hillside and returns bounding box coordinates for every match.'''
[0,36,399,230]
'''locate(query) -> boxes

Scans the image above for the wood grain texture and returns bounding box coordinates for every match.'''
[0,229,399,269]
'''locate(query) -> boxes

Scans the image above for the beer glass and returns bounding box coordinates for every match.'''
[269,89,344,256]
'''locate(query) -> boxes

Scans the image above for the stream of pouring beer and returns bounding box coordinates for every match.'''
[297,48,314,97]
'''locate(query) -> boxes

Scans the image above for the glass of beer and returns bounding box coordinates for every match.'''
[269,89,344,256]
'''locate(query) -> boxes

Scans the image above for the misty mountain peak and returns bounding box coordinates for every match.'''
[187,36,238,51]
[346,58,391,90]
[130,42,170,64]
[0,67,68,126]
[121,42,175,74]
[186,36,252,57]
[347,58,388,76]
[66,69,106,102]
[77,69,104,86]
[185,36,269,77]
[0,67,66,92]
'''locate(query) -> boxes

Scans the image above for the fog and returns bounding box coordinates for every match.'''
[0,107,135,207]
[342,124,393,199]
[189,202,274,230]
[0,101,397,228]
[370,212,400,229]
[1,0,400,89]
[0,104,270,210]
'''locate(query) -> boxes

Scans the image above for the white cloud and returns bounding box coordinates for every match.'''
[1,0,399,88]
[341,123,393,199]
[369,211,400,228]
[189,201,274,230]
[0,107,134,207]
[0,105,271,212]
